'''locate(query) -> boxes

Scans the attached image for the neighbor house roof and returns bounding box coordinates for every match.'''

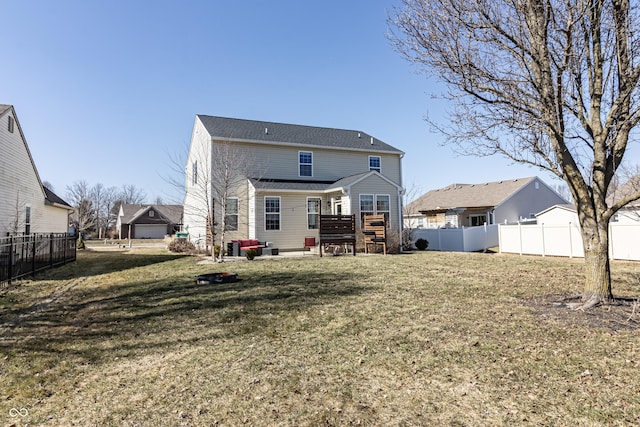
[408,177,537,213]
[607,175,640,208]
[197,115,404,155]
[43,187,73,209]
[536,203,576,217]
[119,204,183,224]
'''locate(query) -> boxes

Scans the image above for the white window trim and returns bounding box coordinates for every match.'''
[225,197,239,231]
[264,196,281,231]
[368,155,381,173]
[376,194,391,215]
[299,151,313,177]
[360,194,392,228]
[307,197,321,230]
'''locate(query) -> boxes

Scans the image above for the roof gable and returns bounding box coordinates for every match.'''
[119,204,183,224]
[0,104,47,199]
[408,177,537,213]
[197,115,404,154]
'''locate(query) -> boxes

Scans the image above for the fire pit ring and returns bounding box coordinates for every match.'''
[195,272,238,284]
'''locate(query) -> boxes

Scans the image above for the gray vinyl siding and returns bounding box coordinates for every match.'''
[212,140,402,183]
[495,178,568,224]
[350,175,401,231]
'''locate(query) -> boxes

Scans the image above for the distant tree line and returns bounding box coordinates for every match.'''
[64,181,148,238]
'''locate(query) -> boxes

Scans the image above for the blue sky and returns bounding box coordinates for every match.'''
[2,0,560,204]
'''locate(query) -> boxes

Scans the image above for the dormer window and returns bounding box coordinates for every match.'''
[369,156,381,173]
[8,116,14,133]
[299,151,313,177]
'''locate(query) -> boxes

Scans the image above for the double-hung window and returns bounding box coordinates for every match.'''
[369,156,381,173]
[307,197,321,230]
[360,194,390,226]
[376,195,390,224]
[359,194,375,226]
[299,151,313,177]
[225,198,239,231]
[265,196,281,230]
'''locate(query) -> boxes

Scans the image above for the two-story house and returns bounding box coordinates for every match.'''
[183,115,404,252]
[0,104,73,236]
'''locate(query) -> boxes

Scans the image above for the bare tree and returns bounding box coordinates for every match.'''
[390,0,640,309]
[66,180,95,234]
[181,139,259,261]
[120,184,147,205]
[5,192,27,235]
[401,182,425,250]
[212,141,258,261]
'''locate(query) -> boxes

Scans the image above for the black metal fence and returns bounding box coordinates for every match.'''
[0,233,76,285]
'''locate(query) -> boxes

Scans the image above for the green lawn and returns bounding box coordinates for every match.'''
[1,249,639,426]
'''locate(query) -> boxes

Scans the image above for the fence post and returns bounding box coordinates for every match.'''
[49,233,54,268]
[8,235,13,285]
[30,235,35,277]
[541,223,545,257]
[518,222,523,255]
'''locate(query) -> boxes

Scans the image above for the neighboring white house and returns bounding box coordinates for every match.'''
[405,176,568,229]
[183,115,405,251]
[0,104,72,236]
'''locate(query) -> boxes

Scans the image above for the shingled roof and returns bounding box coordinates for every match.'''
[197,115,404,154]
[119,204,183,224]
[408,177,537,213]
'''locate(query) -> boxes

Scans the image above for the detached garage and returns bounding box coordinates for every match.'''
[116,204,183,239]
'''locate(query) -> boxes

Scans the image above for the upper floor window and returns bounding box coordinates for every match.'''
[369,156,381,173]
[192,161,198,185]
[299,151,313,177]
[149,210,155,217]
[8,116,14,133]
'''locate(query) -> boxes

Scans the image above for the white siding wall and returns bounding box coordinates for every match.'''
[183,117,212,243]
[0,108,66,235]
[40,205,70,233]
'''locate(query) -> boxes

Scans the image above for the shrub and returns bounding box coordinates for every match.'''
[168,239,195,253]
[415,238,429,251]
[76,236,86,250]
[245,249,257,260]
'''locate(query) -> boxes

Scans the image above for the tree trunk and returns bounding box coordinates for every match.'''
[579,226,614,309]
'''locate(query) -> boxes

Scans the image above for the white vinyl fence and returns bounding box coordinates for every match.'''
[412,224,499,252]
[499,223,640,261]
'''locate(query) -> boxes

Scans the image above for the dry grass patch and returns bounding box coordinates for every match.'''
[1,249,639,425]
